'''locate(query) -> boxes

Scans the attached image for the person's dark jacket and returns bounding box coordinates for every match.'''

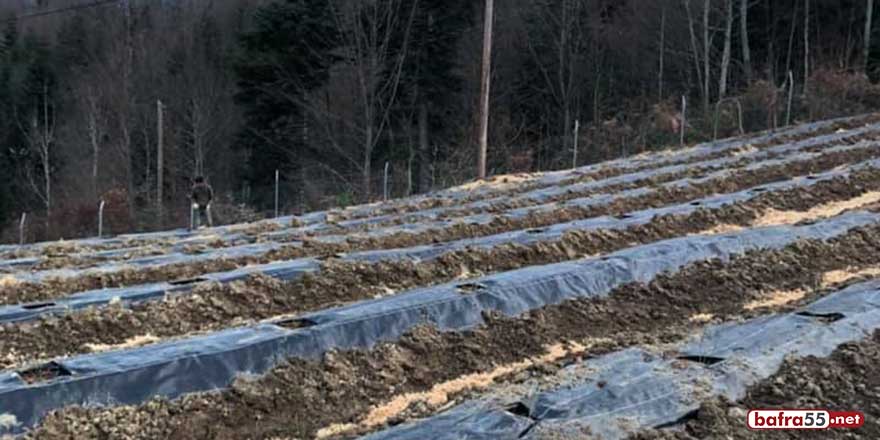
[191,182,214,206]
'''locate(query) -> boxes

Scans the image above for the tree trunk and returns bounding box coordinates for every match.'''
[88,100,100,200]
[866,0,875,73]
[157,100,164,225]
[659,5,666,99]
[785,0,799,79]
[42,83,52,237]
[767,1,776,83]
[299,160,306,215]
[363,123,373,202]
[91,139,99,198]
[299,113,308,214]
[684,0,704,106]
[417,101,430,194]
[740,0,752,83]
[703,0,712,110]
[804,0,810,92]
[42,150,51,237]
[719,0,733,98]
[123,125,134,222]
[123,0,135,221]
[559,0,570,149]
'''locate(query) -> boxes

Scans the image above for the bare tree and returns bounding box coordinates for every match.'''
[329,0,419,199]
[866,0,875,73]
[740,0,751,83]
[417,101,429,192]
[703,0,713,110]
[19,82,55,233]
[659,4,666,99]
[804,0,810,92]
[79,84,108,200]
[684,0,705,106]
[719,0,734,98]
[784,0,799,78]
[522,0,589,152]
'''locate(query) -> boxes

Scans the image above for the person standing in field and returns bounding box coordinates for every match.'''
[190,176,214,229]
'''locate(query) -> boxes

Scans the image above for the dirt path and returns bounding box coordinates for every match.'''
[22,222,880,439]
[633,330,880,440]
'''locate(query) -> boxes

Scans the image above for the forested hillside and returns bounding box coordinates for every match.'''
[1,0,879,241]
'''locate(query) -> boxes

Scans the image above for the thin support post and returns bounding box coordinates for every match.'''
[19,213,26,245]
[572,119,580,169]
[274,169,280,218]
[190,203,196,230]
[680,95,687,148]
[786,70,795,127]
[98,200,106,238]
[383,162,390,201]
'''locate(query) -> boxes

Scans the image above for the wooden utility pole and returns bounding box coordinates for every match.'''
[477,0,494,180]
[866,0,875,74]
[157,99,164,223]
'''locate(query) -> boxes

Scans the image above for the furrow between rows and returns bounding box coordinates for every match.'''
[21,220,880,439]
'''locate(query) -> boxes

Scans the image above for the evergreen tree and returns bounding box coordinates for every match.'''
[400,0,473,193]
[234,0,338,211]
[0,17,16,225]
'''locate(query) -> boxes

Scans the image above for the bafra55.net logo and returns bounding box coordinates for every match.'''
[747,409,865,430]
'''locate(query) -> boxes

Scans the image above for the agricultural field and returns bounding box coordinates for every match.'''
[2,114,880,439]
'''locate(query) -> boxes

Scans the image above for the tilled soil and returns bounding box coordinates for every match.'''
[24,224,880,439]
[0,140,819,274]
[326,115,880,222]
[5,168,880,370]
[2,141,879,306]
[6,127,863,275]
[25,246,171,271]
[1,232,284,275]
[0,220,286,262]
[2,114,877,265]
[3,170,880,370]
[317,131,880,233]
[633,330,880,440]
[0,241,349,306]
[430,131,880,220]
[348,144,880,250]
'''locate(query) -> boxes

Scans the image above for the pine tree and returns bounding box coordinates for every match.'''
[0,17,15,224]
[399,0,473,193]
[234,0,338,210]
